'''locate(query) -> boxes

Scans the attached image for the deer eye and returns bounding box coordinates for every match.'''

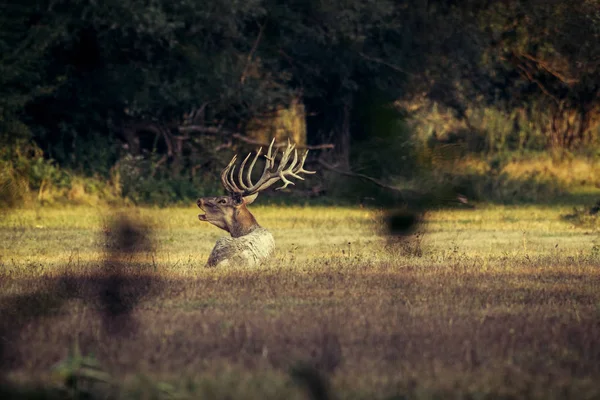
[218,199,227,205]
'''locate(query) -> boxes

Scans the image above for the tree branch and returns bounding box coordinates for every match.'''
[517,52,578,86]
[318,159,472,207]
[515,63,560,105]
[317,159,409,193]
[240,22,266,84]
[178,125,335,150]
[178,125,222,134]
[358,51,416,77]
[231,133,335,150]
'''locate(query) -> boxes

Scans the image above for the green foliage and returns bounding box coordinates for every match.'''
[114,153,222,206]
[419,150,600,205]
[351,90,416,178]
[0,139,66,207]
[416,0,600,151]
[1,0,600,207]
[52,341,112,398]
[2,0,419,184]
[410,102,550,156]
[0,1,65,116]
[429,167,564,205]
[0,137,121,208]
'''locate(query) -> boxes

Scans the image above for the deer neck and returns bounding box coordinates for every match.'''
[229,207,260,238]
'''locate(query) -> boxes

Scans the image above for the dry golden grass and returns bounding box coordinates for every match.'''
[1,204,600,399]
[447,155,600,189]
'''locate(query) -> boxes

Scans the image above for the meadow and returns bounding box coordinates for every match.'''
[0,203,599,399]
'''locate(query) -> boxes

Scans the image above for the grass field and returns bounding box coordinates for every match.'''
[1,203,600,399]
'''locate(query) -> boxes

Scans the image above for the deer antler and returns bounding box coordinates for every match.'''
[221,139,316,196]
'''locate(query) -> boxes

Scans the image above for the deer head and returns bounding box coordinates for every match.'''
[197,139,315,238]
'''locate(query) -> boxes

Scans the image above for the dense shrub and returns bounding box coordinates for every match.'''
[0,138,121,208]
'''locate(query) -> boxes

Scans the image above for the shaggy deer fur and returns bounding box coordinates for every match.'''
[206,228,275,268]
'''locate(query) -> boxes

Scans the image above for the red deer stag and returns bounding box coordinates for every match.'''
[197,139,315,267]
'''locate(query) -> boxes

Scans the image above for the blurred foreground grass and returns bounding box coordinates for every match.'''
[0,204,599,399]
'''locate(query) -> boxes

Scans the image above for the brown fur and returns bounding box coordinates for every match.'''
[197,194,260,238]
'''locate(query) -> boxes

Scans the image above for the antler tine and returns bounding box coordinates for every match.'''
[245,147,262,187]
[243,139,291,193]
[239,139,276,193]
[218,139,316,198]
[285,149,305,180]
[275,147,300,190]
[287,148,300,172]
[267,137,275,154]
[227,163,243,193]
[220,155,238,193]
[268,149,279,168]
[276,140,296,173]
[258,140,275,181]
[294,150,316,175]
[237,152,252,190]
[264,138,276,163]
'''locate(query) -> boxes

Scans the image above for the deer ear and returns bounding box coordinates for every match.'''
[243,193,259,205]
[231,193,244,205]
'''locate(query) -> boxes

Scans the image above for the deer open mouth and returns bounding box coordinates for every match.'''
[197,200,207,221]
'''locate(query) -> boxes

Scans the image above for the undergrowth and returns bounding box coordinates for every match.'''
[0,140,122,208]
[2,138,600,209]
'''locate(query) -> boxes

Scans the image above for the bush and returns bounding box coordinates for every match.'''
[422,154,579,204]
[0,138,121,208]
[114,153,222,206]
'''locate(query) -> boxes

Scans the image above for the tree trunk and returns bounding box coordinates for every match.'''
[335,95,352,169]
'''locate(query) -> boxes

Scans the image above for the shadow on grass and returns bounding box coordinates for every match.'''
[0,213,164,391]
[0,212,342,400]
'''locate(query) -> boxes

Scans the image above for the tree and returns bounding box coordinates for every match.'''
[405,0,600,151]
[0,0,67,143]
[262,0,415,167]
